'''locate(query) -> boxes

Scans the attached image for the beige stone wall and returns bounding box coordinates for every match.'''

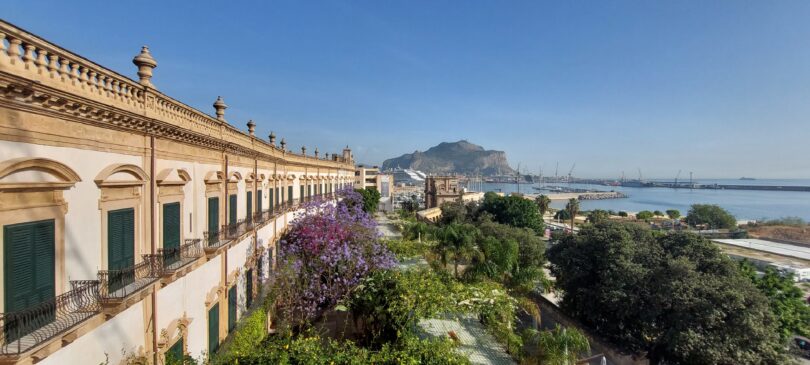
[0,19,356,365]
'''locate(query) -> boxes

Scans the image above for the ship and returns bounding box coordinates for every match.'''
[739,177,756,181]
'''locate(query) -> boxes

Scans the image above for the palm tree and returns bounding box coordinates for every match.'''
[535,194,551,216]
[534,325,590,365]
[565,198,579,231]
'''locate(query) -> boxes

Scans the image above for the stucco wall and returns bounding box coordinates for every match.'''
[40,302,146,365]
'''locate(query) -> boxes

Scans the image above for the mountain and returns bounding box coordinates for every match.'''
[382,140,516,176]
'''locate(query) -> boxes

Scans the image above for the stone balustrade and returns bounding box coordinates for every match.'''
[0,20,352,169]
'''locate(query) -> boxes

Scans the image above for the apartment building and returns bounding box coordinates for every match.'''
[0,20,354,364]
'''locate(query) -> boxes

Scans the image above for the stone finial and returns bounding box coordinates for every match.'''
[269,131,276,146]
[280,138,286,150]
[247,120,255,136]
[213,96,227,121]
[314,147,319,158]
[132,46,158,88]
[301,146,307,155]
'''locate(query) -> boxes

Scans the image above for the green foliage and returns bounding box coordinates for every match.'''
[435,223,479,277]
[686,204,737,229]
[554,209,571,221]
[618,211,628,217]
[755,216,807,227]
[223,308,268,357]
[564,198,579,228]
[652,210,663,216]
[739,261,810,340]
[665,209,681,219]
[480,192,544,234]
[547,222,787,364]
[347,268,520,356]
[213,333,469,365]
[529,325,590,365]
[440,201,471,225]
[535,195,552,216]
[355,187,381,213]
[473,220,547,292]
[586,209,610,224]
[635,210,654,220]
[384,238,431,260]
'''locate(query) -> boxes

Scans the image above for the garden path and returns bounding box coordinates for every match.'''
[418,315,516,365]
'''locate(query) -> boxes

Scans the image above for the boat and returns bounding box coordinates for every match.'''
[739,177,756,181]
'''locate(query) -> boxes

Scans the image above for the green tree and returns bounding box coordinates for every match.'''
[554,209,571,221]
[547,222,786,364]
[739,261,810,340]
[355,187,381,213]
[636,210,654,220]
[475,220,547,292]
[618,211,628,217]
[665,209,681,219]
[440,200,470,225]
[535,195,552,216]
[531,325,590,365]
[565,198,579,230]
[436,223,479,278]
[480,192,544,234]
[686,204,737,229]
[653,210,663,217]
[586,209,610,224]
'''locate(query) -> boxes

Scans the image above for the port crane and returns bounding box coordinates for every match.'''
[674,169,681,187]
[568,163,576,183]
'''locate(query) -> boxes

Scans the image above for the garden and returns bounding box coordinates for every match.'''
[195,189,591,365]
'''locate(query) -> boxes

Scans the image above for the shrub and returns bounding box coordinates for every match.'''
[686,204,737,229]
[635,210,654,220]
[273,188,396,328]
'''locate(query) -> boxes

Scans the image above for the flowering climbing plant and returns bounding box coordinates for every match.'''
[271,188,396,329]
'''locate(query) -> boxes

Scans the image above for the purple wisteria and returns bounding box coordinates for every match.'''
[271,188,396,327]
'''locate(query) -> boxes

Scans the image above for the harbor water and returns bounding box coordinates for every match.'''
[478,179,810,221]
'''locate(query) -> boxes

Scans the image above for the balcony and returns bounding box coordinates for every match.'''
[224,219,247,239]
[157,239,202,274]
[203,229,231,252]
[97,256,161,304]
[0,280,101,356]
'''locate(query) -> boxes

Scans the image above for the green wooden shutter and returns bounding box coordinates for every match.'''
[299,186,304,201]
[4,219,55,342]
[208,197,219,234]
[108,209,135,292]
[246,191,252,221]
[163,203,180,250]
[269,188,274,212]
[229,194,237,224]
[257,189,263,213]
[227,285,237,332]
[276,187,280,206]
[208,303,220,355]
[288,186,293,204]
[245,269,253,308]
[165,337,184,364]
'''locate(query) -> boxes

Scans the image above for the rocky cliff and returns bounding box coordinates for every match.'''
[382,140,516,176]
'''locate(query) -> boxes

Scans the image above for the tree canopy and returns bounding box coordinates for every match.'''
[665,209,681,219]
[635,210,654,220]
[739,261,810,341]
[547,222,786,364]
[355,187,381,213]
[686,204,737,229]
[479,192,544,234]
[586,209,610,224]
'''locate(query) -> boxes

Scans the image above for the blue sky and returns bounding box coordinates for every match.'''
[5,1,810,178]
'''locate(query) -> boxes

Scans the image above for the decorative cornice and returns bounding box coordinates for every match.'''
[0,73,351,171]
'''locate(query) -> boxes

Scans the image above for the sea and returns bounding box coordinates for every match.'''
[478,179,810,221]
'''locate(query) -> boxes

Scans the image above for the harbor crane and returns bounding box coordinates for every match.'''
[555,162,559,182]
[674,170,681,187]
[568,163,576,183]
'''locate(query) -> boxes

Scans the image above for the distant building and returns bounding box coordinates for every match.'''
[424,176,465,209]
[354,166,393,199]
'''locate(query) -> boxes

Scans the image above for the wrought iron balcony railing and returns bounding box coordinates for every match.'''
[203,229,230,250]
[97,256,161,303]
[0,280,101,355]
[224,219,247,239]
[157,239,202,273]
